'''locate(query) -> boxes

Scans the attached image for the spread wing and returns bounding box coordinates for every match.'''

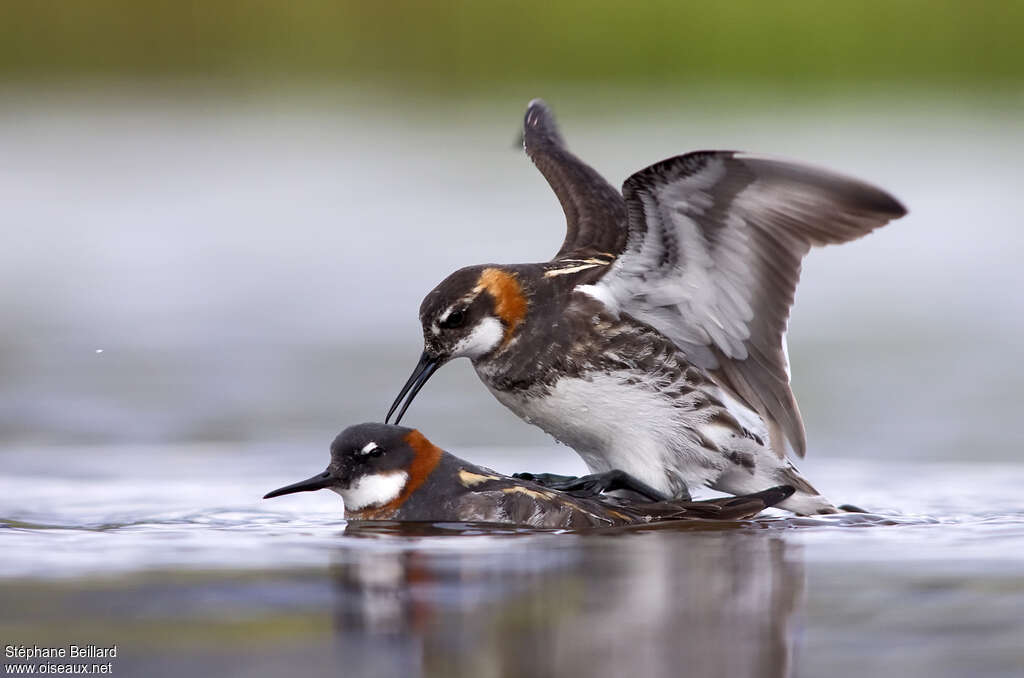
[599,151,907,458]
[522,99,628,261]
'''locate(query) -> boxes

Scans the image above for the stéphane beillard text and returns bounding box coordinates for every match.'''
[5,645,118,659]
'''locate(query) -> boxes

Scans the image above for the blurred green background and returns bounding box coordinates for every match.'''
[3,1,1023,95]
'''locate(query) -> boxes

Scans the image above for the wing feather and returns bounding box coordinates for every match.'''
[522,99,628,260]
[601,151,906,458]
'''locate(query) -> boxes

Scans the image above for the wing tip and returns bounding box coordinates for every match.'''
[851,181,908,221]
[526,98,550,120]
[524,98,565,149]
[760,484,797,507]
[713,485,795,519]
[883,194,909,220]
[735,151,910,220]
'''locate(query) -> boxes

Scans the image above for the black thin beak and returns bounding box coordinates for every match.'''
[385,351,441,424]
[263,470,333,499]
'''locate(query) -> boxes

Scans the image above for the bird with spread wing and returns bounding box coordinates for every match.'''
[386,100,905,514]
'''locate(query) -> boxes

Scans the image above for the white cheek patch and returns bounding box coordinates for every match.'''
[335,471,409,512]
[451,316,503,359]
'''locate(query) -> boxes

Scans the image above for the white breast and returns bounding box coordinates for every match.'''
[487,371,722,495]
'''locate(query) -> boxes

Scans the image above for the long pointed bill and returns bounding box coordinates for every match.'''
[263,470,333,499]
[385,351,442,425]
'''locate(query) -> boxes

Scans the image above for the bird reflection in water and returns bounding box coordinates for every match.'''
[326,524,803,678]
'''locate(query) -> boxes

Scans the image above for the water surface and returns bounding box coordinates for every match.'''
[2,445,1023,677]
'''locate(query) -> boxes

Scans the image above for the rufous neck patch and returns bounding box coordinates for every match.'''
[475,268,527,345]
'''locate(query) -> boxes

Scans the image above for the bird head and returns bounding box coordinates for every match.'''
[387,265,528,424]
[263,423,443,517]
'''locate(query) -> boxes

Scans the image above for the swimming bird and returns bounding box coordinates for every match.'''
[386,100,906,515]
[262,423,793,528]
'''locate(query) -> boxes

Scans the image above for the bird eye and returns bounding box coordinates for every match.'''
[440,309,466,329]
[369,447,384,458]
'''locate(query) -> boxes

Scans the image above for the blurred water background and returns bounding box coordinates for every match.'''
[2,3,1024,677]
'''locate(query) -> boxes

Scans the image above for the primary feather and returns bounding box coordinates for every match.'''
[598,151,906,457]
